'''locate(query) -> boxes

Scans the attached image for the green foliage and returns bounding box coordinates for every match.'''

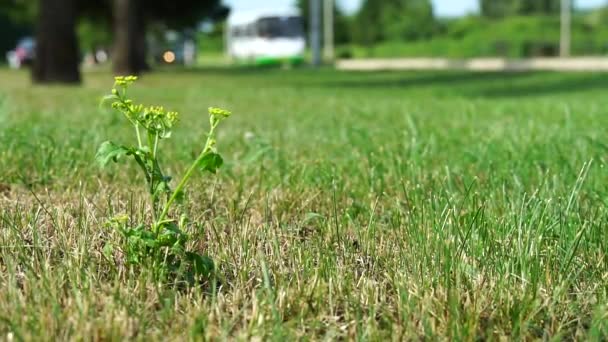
[196,22,226,54]
[0,11,30,56]
[77,17,112,53]
[97,75,231,284]
[297,0,352,44]
[0,0,38,23]
[352,0,437,45]
[352,0,384,45]
[349,14,608,58]
[0,0,35,56]
[95,141,133,166]
[344,1,603,58]
[480,0,561,18]
[381,0,436,41]
[147,0,227,29]
[198,152,223,174]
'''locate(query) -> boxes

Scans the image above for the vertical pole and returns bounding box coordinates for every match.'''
[560,0,571,57]
[310,0,322,66]
[323,0,334,62]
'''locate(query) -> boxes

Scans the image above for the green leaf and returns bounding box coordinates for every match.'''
[157,222,186,247]
[102,243,114,260]
[96,141,132,167]
[199,152,223,174]
[185,252,214,278]
[174,189,186,204]
[159,130,172,139]
[154,180,171,198]
[139,234,158,248]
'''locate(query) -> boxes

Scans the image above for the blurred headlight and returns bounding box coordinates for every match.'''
[163,51,176,63]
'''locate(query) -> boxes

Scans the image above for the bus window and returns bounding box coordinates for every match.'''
[257,16,303,39]
[231,27,240,38]
[246,24,256,38]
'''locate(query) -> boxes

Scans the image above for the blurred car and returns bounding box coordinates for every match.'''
[6,37,36,69]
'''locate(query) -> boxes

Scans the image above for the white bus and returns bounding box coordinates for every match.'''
[226,9,305,66]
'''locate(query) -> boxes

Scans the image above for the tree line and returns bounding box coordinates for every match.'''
[297,0,563,47]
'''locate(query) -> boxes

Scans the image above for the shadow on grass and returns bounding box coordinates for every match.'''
[321,71,531,89]
[308,70,608,98]
[154,65,313,76]
[474,73,608,98]
[153,66,608,98]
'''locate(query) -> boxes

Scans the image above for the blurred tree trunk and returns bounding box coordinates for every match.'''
[33,0,81,84]
[134,11,150,72]
[113,0,148,75]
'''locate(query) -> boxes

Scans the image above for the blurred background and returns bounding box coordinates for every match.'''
[1,0,607,83]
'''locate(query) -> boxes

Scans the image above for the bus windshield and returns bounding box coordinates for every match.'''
[257,16,303,38]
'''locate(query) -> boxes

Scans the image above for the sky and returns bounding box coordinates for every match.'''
[225,0,608,17]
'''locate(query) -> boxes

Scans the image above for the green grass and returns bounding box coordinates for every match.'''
[0,67,607,340]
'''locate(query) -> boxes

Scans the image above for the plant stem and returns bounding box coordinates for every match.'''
[148,133,155,158]
[146,133,158,221]
[156,122,218,226]
[153,134,159,157]
[135,124,143,149]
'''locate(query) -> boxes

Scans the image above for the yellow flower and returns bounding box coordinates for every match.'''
[114,75,138,87]
[208,107,231,118]
[167,111,179,125]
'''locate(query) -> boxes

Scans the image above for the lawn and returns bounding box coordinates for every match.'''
[0,67,607,340]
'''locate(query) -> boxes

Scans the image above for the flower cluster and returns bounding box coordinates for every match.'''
[110,98,140,116]
[141,106,179,138]
[108,75,179,140]
[208,107,232,126]
[209,107,231,118]
[114,75,138,87]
